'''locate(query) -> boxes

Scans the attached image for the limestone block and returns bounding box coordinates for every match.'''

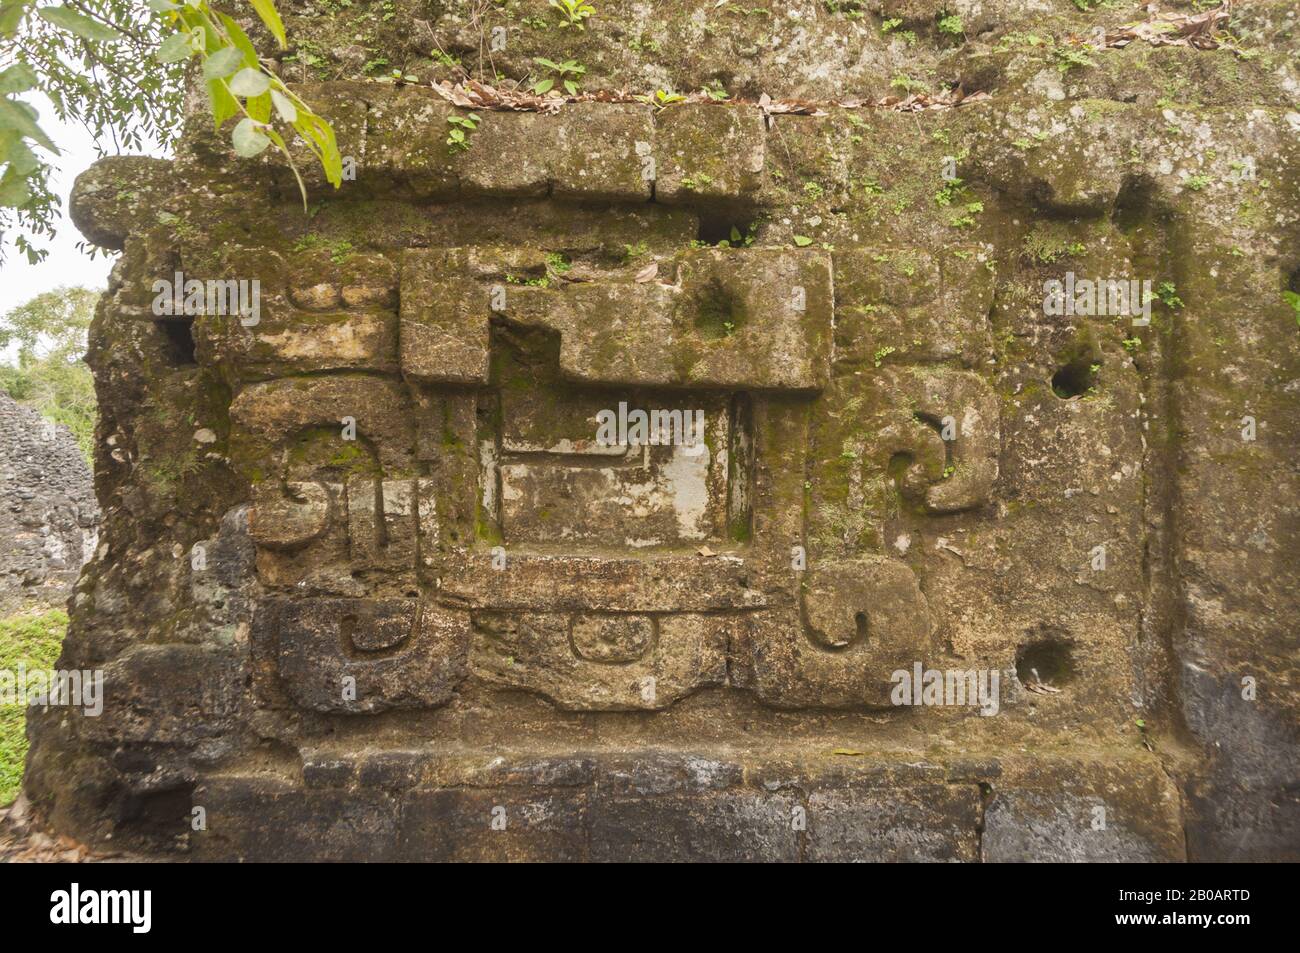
[81,645,244,745]
[834,247,941,308]
[550,103,654,203]
[287,251,398,312]
[441,552,768,613]
[229,374,417,479]
[399,260,491,384]
[655,105,766,205]
[804,784,981,862]
[192,778,402,862]
[68,156,175,251]
[834,247,995,368]
[249,481,335,550]
[470,611,727,710]
[363,88,459,197]
[982,760,1186,862]
[263,597,470,712]
[458,111,552,198]
[977,99,1131,214]
[201,307,398,378]
[346,477,436,571]
[397,790,589,862]
[278,83,369,193]
[872,367,1000,514]
[497,248,834,391]
[733,556,934,708]
[590,791,801,862]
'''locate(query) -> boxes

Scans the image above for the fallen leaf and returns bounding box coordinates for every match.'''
[635,261,658,283]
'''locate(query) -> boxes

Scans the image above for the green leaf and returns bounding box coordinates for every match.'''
[0,168,31,208]
[563,79,577,96]
[1284,291,1300,326]
[229,67,270,97]
[217,12,260,66]
[207,78,239,129]
[532,78,554,94]
[245,91,271,123]
[36,6,123,42]
[291,109,341,185]
[2,135,38,175]
[534,57,560,70]
[231,117,270,157]
[0,1,31,40]
[145,0,176,10]
[249,0,287,49]
[202,45,244,81]
[793,235,813,247]
[156,31,193,64]
[0,97,57,153]
[0,63,37,95]
[270,89,297,123]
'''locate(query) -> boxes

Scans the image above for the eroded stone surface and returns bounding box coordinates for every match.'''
[22,0,1300,861]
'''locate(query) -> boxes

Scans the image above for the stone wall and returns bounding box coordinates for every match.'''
[22,0,1299,860]
[0,394,99,615]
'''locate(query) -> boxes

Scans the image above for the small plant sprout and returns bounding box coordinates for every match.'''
[446,112,481,153]
[550,0,595,30]
[638,88,686,109]
[701,80,729,101]
[1283,290,1300,327]
[1155,281,1184,310]
[532,57,586,95]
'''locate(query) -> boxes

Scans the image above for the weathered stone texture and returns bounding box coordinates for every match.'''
[19,0,1300,861]
[0,394,99,614]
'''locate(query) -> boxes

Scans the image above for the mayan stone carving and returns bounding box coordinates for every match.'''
[16,0,1298,862]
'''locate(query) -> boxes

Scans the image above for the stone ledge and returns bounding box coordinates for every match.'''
[189,751,1183,862]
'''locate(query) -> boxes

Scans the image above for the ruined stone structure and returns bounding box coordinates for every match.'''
[0,394,98,615]
[23,1,1298,860]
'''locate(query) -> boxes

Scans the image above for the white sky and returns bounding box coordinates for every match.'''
[1,94,166,361]
[2,96,115,305]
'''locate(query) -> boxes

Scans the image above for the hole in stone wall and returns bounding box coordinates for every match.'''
[1016,636,1076,690]
[1051,353,1100,399]
[696,215,758,249]
[155,319,197,367]
[854,611,869,646]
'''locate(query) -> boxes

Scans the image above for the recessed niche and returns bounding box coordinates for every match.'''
[155,319,196,367]
[1051,353,1100,399]
[1016,636,1076,690]
[854,610,869,647]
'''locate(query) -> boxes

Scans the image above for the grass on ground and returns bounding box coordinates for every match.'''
[0,609,68,805]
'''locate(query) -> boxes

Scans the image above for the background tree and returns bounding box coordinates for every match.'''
[0,0,339,265]
[0,284,97,455]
